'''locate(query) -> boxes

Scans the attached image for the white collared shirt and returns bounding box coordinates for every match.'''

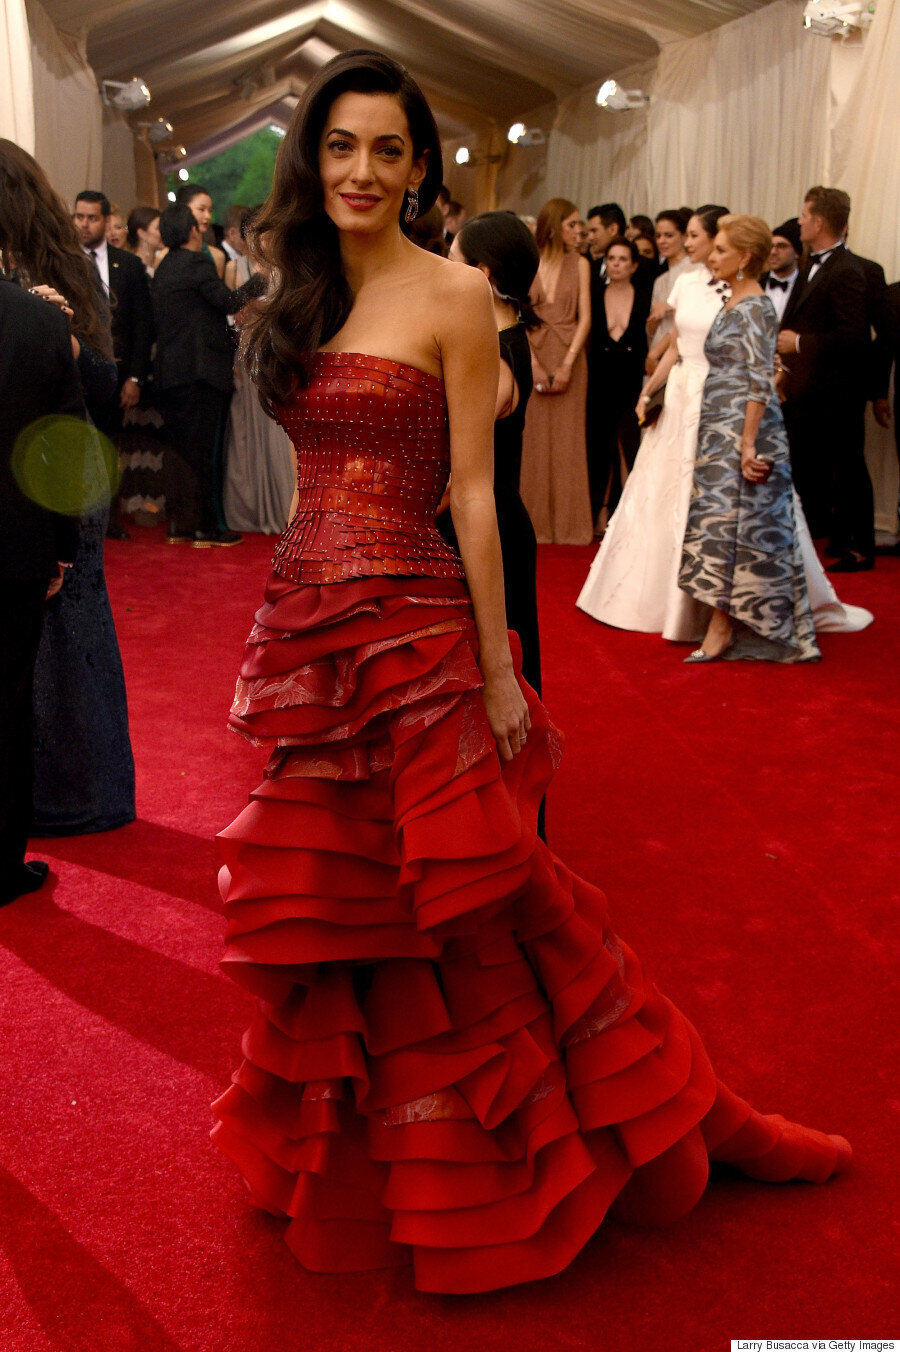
[83,238,110,292]
[764,268,798,322]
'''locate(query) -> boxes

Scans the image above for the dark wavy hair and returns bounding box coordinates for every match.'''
[655,207,692,236]
[605,236,641,265]
[455,211,542,329]
[243,48,443,410]
[0,139,112,357]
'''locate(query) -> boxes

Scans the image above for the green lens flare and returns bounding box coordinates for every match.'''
[11,416,120,516]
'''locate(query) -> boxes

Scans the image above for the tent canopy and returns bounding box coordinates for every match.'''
[39,0,781,153]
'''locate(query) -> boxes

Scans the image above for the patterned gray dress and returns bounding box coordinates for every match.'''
[679,295,820,662]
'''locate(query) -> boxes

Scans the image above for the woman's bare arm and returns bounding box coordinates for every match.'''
[551,254,591,395]
[438,266,529,760]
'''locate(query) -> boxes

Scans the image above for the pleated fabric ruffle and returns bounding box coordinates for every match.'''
[212,572,849,1293]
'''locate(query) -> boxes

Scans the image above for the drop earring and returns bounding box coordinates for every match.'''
[737,267,744,281]
[404,189,419,224]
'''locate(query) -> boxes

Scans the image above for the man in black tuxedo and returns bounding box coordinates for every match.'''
[73,190,154,538]
[777,186,871,571]
[151,204,265,546]
[0,277,85,905]
[760,218,801,323]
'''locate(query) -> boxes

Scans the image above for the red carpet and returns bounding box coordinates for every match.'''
[1,528,897,1349]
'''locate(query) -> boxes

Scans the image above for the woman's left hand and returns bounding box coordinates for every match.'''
[741,449,772,484]
[30,284,73,322]
[550,364,571,395]
[482,667,531,762]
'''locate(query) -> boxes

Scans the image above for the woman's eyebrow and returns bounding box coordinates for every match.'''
[325,127,406,144]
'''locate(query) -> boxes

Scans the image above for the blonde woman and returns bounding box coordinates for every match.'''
[519,197,592,543]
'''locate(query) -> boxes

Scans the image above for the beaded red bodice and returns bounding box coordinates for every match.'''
[271,352,465,585]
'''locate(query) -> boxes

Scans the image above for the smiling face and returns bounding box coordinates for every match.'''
[587,215,616,258]
[655,218,684,260]
[684,214,713,265]
[318,91,426,236]
[187,192,213,233]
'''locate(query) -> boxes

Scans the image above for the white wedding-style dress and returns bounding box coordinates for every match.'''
[576,266,873,641]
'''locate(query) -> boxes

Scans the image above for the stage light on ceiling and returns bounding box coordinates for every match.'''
[595,80,649,111]
[178,167,190,181]
[802,0,875,33]
[101,77,151,111]
[142,118,174,144]
[455,146,470,165]
[167,190,176,202]
[507,123,546,147]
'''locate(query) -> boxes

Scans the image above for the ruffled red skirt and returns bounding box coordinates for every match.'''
[212,572,849,1293]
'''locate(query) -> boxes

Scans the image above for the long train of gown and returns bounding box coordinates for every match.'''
[577,273,873,641]
[212,354,849,1295]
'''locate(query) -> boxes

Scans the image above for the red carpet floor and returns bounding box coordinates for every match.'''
[1,528,897,1351]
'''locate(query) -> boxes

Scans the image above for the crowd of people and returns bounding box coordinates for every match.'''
[0,46,874,1298]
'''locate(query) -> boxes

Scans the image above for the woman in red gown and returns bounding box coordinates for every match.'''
[212,50,850,1294]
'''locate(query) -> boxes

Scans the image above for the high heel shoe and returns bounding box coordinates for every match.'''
[684,648,721,663]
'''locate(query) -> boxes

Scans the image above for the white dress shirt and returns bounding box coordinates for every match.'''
[83,238,110,293]
[807,241,842,282]
[763,268,798,322]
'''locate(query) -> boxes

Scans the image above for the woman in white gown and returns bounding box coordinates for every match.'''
[577,208,873,640]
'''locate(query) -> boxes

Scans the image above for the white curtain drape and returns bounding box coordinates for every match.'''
[1,0,35,150]
[526,0,830,222]
[832,0,900,286]
[26,0,102,206]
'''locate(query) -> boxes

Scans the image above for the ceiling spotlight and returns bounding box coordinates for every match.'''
[802,0,875,33]
[167,190,176,202]
[170,145,187,160]
[178,167,190,181]
[141,117,174,144]
[455,146,470,165]
[508,123,546,148]
[101,77,151,111]
[596,80,649,112]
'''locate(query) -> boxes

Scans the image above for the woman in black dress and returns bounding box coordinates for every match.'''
[439,211,543,695]
[587,237,650,526]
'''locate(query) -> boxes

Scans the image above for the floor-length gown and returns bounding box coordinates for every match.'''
[577,268,873,641]
[32,339,135,835]
[212,350,849,1294]
[680,297,820,662]
[520,252,592,544]
[223,255,296,535]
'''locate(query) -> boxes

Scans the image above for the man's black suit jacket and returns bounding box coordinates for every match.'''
[0,275,85,582]
[845,250,891,402]
[780,245,868,403]
[106,244,154,387]
[152,248,263,395]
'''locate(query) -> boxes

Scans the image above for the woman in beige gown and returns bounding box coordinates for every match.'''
[520,198,592,544]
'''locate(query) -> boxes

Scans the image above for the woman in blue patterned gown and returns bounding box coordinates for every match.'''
[679,215,820,663]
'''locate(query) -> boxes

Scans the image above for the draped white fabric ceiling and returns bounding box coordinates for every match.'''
[38,0,784,150]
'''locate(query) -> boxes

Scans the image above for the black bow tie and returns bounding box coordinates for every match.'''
[809,251,831,266]
[768,277,790,292]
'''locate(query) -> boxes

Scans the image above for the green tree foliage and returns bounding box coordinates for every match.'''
[165,127,284,222]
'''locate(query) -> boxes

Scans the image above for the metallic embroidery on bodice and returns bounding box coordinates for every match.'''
[271,352,465,585]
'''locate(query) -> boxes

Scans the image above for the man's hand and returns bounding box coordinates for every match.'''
[46,566,65,600]
[776,329,799,356]
[119,379,141,410]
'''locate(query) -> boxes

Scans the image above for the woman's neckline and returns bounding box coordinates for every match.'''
[313,350,444,386]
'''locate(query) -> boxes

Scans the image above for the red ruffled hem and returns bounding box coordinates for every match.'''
[213,572,850,1293]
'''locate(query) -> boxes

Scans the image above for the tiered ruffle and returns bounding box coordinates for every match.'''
[212,572,849,1293]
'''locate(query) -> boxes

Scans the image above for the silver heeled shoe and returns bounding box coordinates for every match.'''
[684,647,722,664]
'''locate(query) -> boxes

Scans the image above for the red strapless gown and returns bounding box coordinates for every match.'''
[212,352,849,1293]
